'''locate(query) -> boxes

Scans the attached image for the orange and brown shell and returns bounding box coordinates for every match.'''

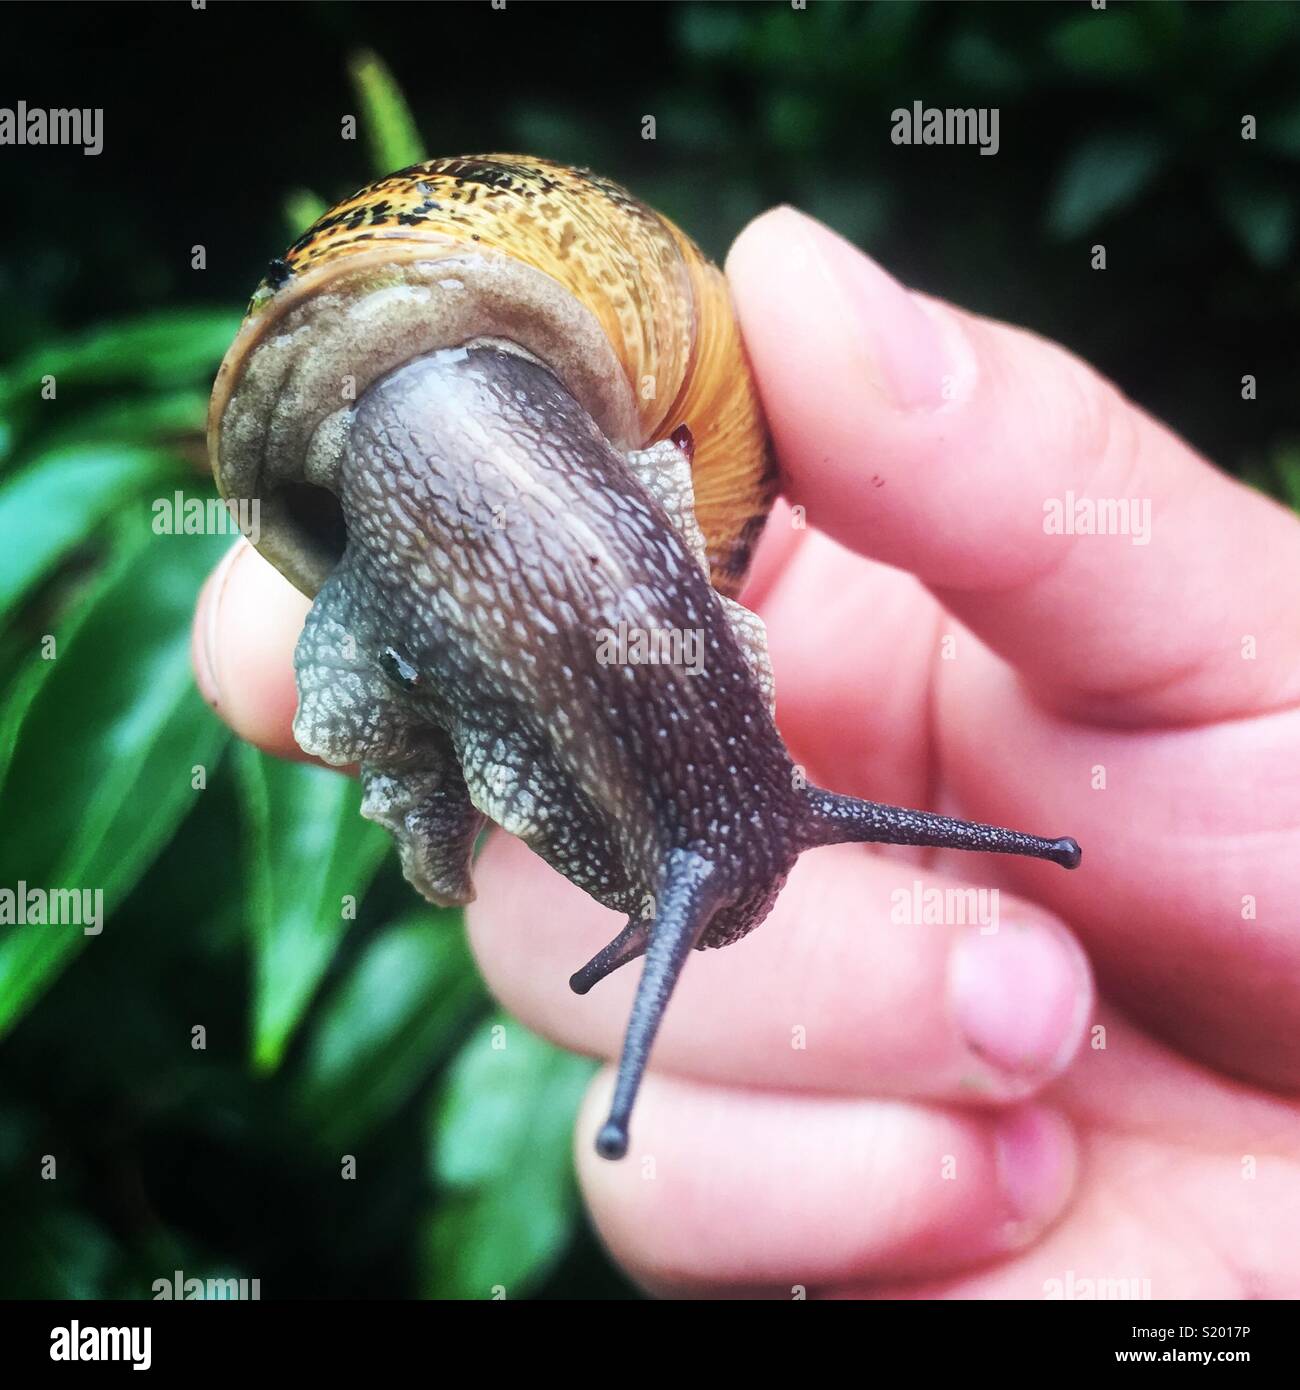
[208,154,775,599]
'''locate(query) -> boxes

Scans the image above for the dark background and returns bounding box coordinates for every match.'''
[4,1,1299,480]
[0,0,1297,1300]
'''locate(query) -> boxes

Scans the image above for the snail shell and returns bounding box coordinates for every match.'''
[209,153,776,602]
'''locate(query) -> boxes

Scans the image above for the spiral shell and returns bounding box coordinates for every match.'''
[209,154,775,599]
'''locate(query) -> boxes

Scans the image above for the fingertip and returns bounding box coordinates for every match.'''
[575,1069,1081,1292]
[727,203,963,415]
[191,540,310,758]
[191,538,248,709]
[949,912,1094,1087]
[724,204,804,279]
[725,205,977,572]
[994,1105,1079,1241]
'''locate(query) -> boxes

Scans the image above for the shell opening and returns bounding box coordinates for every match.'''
[272,480,348,573]
[210,247,642,599]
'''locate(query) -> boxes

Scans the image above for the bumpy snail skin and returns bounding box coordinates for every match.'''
[211,157,1081,1160]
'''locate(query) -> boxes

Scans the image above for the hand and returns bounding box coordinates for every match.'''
[194,207,1300,1298]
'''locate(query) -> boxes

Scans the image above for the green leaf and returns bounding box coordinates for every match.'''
[236,745,391,1073]
[0,309,242,420]
[0,444,175,617]
[1262,102,1300,161]
[1047,132,1167,238]
[1265,443,1300,512]
[0,519,230,1035]
[507,104,616,171]
[283,188,329,241]
[944,28,1028,96]
[1216,176,1297,270]
[422,1016,595,1299]
[0,549,111,793]
[1048,11,1159,82]
[765,88,825,155]
[676,3,752,62]
[35,389,208,452]
[0,1206,121,1299]
[296,909,487,1146]
[347,49,424,175]
[1212,1,1299,77]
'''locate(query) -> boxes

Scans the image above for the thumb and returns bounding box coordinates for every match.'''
[725,207,1300,727]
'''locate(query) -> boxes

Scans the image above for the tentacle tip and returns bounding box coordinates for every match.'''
[595,1121,629,1161]
[569,970,593,996]
[1052,837,1082,870]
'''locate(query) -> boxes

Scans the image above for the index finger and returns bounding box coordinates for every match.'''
[726,208,1300,727]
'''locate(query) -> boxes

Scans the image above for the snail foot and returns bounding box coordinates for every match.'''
[359,763,483,908]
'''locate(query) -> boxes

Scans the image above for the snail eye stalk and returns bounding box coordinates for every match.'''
[594,852,720,1162]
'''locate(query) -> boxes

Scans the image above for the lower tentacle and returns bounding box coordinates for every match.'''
[570,916,651,995]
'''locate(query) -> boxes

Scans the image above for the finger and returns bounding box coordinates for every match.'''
[726,207,1300,727]
[575,1070,1078,1294]
[467,830,1093,1104]
[753,523,941,810]
[834,1137,1300,1299]
[940,644,1300,1090]
[835,1009,1300,1299]
[191,539,309,758]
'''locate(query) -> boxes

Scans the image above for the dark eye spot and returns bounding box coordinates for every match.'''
[379,645,421,690]
[266,257,292,290]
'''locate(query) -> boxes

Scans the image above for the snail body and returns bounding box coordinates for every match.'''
[210,156,1080,1160]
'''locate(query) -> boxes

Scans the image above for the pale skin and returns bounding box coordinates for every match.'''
[194,207,1300,1298]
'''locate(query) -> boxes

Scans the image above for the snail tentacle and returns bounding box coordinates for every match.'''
[800,789,1083,870]
[595,850,723,1162]
[569,916,651,996]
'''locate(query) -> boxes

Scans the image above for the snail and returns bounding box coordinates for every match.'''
[208,155,1081,1160]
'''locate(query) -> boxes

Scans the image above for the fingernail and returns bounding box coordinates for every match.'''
[772,205,958,410]
[192,539,249,708]
[994,1105,1076,1230]
[950,918,1090,1080]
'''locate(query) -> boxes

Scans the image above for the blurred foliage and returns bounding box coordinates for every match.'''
[0,19,625,1301]
[0,0,1295,1300]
